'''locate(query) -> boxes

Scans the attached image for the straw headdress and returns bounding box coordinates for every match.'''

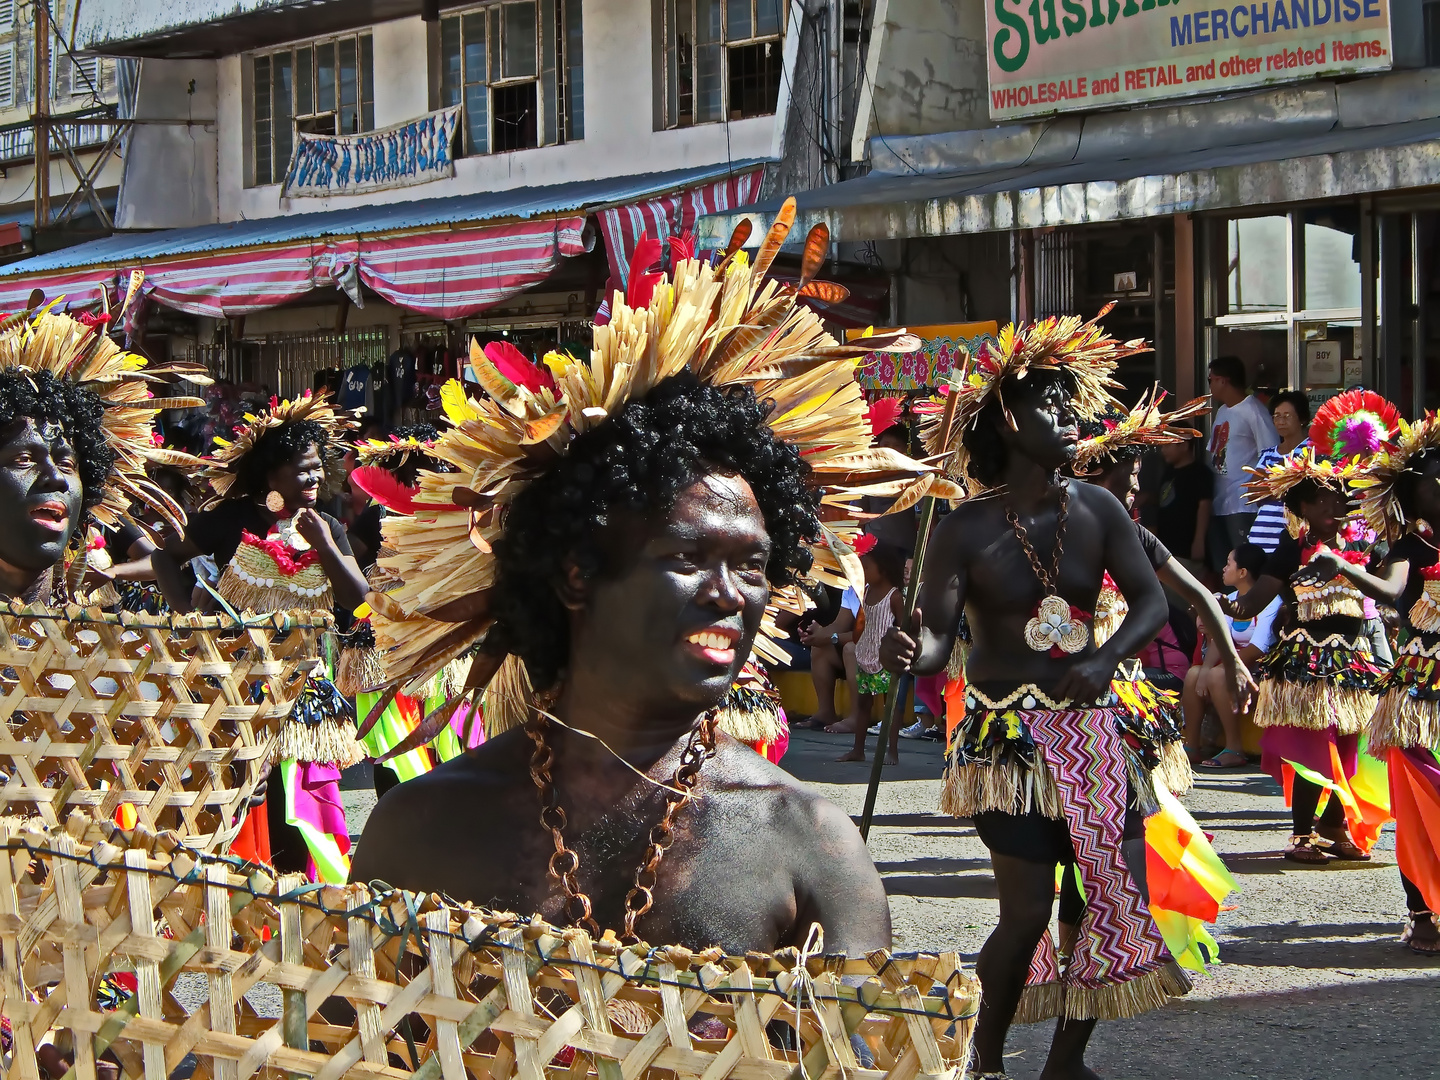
[368,200,960,710]
[924,303,1145,487]
[1070,385,1208,473]
[1352,412,1440,541]
[0,281,208,540]
[1243,447,1359,507]
[200,390,356,508]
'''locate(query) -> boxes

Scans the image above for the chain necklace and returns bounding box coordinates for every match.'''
[526,709,719,943]
[1006,483,1089,654]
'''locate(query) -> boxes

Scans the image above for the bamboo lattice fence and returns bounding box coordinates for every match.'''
[0,604,331,851]
[0,822,979,1080]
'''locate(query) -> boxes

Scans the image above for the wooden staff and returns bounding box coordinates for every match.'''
[859,387,960,842]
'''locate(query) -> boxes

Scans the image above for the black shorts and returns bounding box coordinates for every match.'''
[973,801,1146,866]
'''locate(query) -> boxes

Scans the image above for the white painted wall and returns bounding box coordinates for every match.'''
[208,0,776,224]
[116,59,219,229]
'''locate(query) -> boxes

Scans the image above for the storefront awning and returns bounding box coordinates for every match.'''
[0,161,764,320]
[696,73,1440,245]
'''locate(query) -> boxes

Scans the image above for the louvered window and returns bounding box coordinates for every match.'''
[0,44,16,110]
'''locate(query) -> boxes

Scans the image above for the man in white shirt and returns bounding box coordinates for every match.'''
[1206,356,1278,571]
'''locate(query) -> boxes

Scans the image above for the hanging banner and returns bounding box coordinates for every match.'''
[847,322,1000,391]
[986,0,1392,122]
[281,105,462,199]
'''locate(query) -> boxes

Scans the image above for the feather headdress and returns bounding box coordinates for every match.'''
[1351,413,1440,541]
[925,303,1143,486]
[1071,385,1208,473]
[369,199,961,702]
[354,432,438,468]
[0,289,208,540]
[1243,446,1358,507]
[200,390,356,508]
[1310,390,1400,463]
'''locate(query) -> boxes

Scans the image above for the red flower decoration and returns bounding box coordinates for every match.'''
[240,530,321,574]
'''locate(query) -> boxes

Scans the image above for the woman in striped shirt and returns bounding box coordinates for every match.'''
[1248,390,1311,552]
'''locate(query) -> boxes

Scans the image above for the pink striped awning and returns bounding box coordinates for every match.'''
[597,170,763,288]
[0,216,589,323]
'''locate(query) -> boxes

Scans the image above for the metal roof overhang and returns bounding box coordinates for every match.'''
[77,1,487,59]
[696,116,1440,246]
[0,160,767,278]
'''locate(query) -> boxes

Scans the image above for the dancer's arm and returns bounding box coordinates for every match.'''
[1294,550,1408,605]
[878,507,967,676]
[1158,556,1258,710]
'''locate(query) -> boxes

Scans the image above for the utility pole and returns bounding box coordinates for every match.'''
[34,0,51,237]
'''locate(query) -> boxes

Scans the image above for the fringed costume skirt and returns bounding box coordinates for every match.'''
[1254,627,1382,789]
[940,685,1190,1021]
[1369,633,1440,913]
[1111,657,1192,796]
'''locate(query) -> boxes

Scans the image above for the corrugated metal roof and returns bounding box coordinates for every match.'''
[0,160,766,278]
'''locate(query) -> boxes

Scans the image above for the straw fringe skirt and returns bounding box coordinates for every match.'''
[1253,628,1383,737]
[1368,635,1440,752]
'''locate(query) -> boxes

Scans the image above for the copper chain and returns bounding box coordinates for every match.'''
[1004,483,1069,594]
[526,710,719,943]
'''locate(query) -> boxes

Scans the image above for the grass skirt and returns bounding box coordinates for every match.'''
[1253,627,1382,736]
[940,693,1160,821]
[264,674,363,767]
[1369,634,1440,752]
[1112,658,1192,796]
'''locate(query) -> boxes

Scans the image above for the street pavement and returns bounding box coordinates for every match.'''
[343,727,1440,1080]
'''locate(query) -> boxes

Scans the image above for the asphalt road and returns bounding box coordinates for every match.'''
[341,728,1440,1080]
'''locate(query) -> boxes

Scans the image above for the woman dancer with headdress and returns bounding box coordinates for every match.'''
[0,304,202,605]
[1345,414,1440,952]
[153,392,368,882]
[1225,392,1400,863]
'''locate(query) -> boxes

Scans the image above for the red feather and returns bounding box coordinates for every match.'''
[853,533,879,557]
[483,340,553,393]
[865,396,904,437]
[669,231,697,266]
[350,466,457,516]
[1309,390,1400,460]
[626,231,665,309]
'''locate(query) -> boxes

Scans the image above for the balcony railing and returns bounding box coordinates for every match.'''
[0,120,118,165]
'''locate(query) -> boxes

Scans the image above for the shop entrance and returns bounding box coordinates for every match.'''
[1203,209,1364,407]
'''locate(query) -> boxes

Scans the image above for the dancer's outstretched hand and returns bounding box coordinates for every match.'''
[880,604,920,673]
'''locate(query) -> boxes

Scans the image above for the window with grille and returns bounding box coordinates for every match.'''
[251,33,375,187]
[0,43,14,110]
[659,0,783,129]
[439,0,583,156]
[56,54,105,101]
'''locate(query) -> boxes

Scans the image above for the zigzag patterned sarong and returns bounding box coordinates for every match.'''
[1017,706,1191,1021]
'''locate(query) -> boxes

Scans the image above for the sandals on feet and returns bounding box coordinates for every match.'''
[1402,911,1440,955]
[1283,833,1330,863]
[1198,749,1248,770]
[1314,827,1372,861]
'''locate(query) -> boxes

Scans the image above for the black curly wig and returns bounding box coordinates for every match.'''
[1395,447,1440,521]
[963,368,1077,489]
[229,419,341,501]
[489,372,821,692]
[384,423,451,486]
[0,369,115,513]
[1282,476,1348,515]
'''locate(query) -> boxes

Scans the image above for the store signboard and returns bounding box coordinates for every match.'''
[986,0,1392,121]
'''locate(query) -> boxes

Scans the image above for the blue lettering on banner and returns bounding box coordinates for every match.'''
[281,105,462,199]
[1171,13,1193,43]
[1232,4,1250,34]
[1290,0,1310,27]
[1363,0,1379,13]
[1196,8,1211,38]
[1272,0,1291,29]
[1212,6,1230,38]
[1251,2,1270,32]
[1342,0,1360,17]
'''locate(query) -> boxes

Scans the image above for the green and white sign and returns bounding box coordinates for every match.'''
[986,0,1392,121]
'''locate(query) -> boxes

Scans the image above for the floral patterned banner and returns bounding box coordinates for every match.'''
[848,322,999,391]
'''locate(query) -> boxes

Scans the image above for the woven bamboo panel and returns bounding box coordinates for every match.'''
[0,604,330,851]
[0,822,979,1080]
